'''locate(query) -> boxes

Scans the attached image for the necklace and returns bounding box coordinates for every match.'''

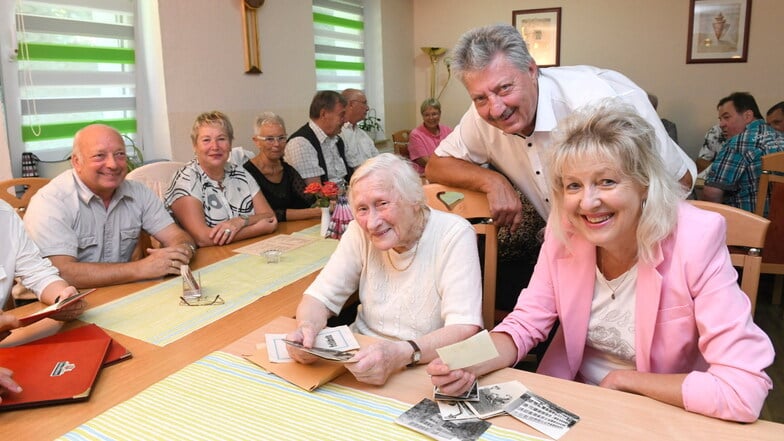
[598,253,636,300]
[598,268,632,300]
[386,240,419,271]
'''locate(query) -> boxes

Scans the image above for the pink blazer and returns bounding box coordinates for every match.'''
[495,202,774,422]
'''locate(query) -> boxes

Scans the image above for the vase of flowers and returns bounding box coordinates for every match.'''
[304,181,340,237]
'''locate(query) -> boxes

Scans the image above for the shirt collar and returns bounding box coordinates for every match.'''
[72,169,132,205]
[533,73,558,132]
[309,120,331,143]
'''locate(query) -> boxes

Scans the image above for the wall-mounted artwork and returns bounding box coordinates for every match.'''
[687,0,751,63]
[512,8,561,67]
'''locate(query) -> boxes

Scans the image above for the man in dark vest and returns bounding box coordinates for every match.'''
[285,90,353,186]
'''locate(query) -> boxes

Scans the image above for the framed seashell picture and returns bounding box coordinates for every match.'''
[687,0,751,63]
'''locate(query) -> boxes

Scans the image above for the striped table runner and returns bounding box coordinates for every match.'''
[79,235,337,346]
[58,352,540,441]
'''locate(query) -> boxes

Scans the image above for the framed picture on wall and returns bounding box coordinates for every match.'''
[512,8,561,67]
[687,0,751,63]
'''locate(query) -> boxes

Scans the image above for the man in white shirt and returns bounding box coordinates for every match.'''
[426,24,696,230]
[340,88,379,168]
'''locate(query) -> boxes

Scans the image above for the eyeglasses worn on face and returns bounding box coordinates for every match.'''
[256,136,288,143]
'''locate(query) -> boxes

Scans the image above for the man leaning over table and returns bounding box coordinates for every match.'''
[24,124,197,289]
[425,24,696,231]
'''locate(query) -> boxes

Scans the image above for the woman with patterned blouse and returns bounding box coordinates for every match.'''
[164,111,277,247]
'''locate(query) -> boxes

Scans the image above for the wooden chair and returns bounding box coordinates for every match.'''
[754,151,784,304]
[0,177,50,218]
[423,183,498,328]
[391,130,410,159]
[690,200,770,314]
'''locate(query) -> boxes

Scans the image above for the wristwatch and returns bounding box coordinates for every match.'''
[240,214,250,227]
[406,340,421,368]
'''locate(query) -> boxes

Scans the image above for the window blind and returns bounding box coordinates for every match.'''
[15,0,136,155]
[313,0,364,91]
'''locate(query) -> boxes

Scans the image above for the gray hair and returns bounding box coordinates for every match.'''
[450,24,535,83]
[254,111,286,136]
[348,153,426,211]
[420,98,442,115]
[547,99,684,264]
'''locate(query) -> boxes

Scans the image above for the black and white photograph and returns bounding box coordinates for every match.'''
[396,398,492,441]
[437,400,478,421]
[434,379,479,402]
[467,381,529,419]
[504,392,580,440]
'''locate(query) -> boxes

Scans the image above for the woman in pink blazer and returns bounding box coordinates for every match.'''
[428,100,774,422]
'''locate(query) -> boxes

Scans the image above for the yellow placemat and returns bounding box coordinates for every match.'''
[58,352,540,441]
[80,234,337,346]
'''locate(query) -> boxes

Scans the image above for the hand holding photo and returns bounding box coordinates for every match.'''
[435,330,499,370]
[266,325,360,363]
[282,339,358,363]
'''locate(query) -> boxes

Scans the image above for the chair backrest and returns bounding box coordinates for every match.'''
[391,130,410,159]
[0,177,50,218]
[755,151,784,262]
[37,158,72,179]
[690,200,770,314]
[126,161,186,200]
[753,151,784,303]
[423,183,497,328]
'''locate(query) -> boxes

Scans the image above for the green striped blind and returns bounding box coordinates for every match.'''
[16,0,137,152]
[313,0,365,91]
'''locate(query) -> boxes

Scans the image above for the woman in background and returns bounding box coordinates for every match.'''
[408,98,452,175]
[243,112,322,222]
[165,111,277,247]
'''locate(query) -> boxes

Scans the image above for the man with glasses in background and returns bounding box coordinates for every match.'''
[340,88,379,169]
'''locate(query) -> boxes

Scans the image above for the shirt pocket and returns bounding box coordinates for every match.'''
[77,235,98,256]
[120,228,140,259]
[655,304,694,325]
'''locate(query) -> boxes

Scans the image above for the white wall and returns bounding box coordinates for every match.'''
[3,0,780,180]
[411,0,784,158]
[157,0,317,160]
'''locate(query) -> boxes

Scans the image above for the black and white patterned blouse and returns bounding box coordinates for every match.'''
[164,159,260,227]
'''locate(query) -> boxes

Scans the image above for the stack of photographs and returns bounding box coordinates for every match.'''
[396,380,579,440]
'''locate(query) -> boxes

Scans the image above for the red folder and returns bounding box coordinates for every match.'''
[27,324,132,366]
[0,334,111,410]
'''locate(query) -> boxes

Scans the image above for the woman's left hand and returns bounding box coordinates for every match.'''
[209,219,243,245]
[48,286,87,322]
[345,340,409,385]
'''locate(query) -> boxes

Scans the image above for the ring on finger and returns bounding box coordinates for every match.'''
[224,228,231,235]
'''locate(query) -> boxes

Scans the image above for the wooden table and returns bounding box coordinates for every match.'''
[1,220,317,440]
[222,318,784,441]
[4,219,783,440]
